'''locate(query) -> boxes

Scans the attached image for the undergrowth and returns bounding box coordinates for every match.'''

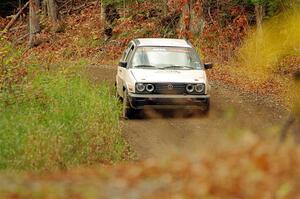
[238,6,300,80]
[0,40,126,171]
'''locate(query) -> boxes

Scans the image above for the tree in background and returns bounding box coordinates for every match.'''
[248,0,298,31]
[45,0,58,22]
[100,0,106,23]
[162,0,168,15]
[181,0,191,38]
[29,0,40,47]
[249,0,265,31]
[178,0,204,38]
[100,0,121,40]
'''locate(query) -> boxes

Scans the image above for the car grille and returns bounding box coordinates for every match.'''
[154,83,188,95]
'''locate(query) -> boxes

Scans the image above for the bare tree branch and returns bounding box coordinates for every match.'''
[0,2,29,37]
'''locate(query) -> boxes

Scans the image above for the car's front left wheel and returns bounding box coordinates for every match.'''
[122,90,134,119]
[202,98,210,114]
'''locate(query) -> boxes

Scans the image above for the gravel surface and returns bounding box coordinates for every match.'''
[86,65,289,159]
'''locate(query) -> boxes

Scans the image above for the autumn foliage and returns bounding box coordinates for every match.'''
[0,1,299,197]
[1,136,300,198]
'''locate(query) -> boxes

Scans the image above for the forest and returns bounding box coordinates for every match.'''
[0,0,300,198]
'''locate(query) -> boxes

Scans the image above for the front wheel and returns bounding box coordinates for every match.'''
[122,90,134,119]
[202,98,210,115]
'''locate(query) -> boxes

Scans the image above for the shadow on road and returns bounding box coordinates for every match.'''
[131,109,209,120]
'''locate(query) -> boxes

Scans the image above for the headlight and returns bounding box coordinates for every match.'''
[136,83,146,92]
[195,84,205,93]
[146,84,155,92]
[186,84,194,93]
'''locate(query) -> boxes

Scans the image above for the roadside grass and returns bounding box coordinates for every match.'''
[0,71,125,171]
[0,41,127,171]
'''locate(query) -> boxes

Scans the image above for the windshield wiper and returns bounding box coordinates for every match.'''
[134,65,156,69]
[161,65,194,70]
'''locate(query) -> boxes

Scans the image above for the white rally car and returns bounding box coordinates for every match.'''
[116,38,212,118]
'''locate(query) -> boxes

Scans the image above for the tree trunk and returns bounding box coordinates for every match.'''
[190,0,203,35]
[100,0,105,22]
[29,0,40,47]
[42,0,47,17]
[123,0,126,18]
[255,4,264,32]
[100,0,107,39]
[162,0,168,15]
[180,0,191,39]
[47,0,58,22]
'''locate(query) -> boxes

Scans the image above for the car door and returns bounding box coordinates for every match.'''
[117,42,135,97]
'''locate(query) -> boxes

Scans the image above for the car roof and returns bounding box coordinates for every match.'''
[134,38,192,48]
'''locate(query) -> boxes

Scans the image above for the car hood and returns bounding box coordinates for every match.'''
[130,69,206,83]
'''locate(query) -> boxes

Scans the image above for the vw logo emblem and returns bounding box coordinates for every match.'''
[167,84,174,90]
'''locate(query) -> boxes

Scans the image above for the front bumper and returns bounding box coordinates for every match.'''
[128,93,210,109]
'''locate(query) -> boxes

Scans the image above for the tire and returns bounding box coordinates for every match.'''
[122,90,134,119]
[202,98,210,115]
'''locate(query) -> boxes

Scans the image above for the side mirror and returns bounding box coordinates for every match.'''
[119,61,127,68]
[204,63,213,70]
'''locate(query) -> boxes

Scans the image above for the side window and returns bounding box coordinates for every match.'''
[121,51,127,61]
[125,45,135,62]
[121,43,132,61]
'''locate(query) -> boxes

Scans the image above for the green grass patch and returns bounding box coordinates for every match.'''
[0,71,125,171]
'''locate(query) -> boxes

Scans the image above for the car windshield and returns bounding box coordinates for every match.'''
[131,47,202,70]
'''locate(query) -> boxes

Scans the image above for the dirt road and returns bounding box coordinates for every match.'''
[87,65,288,159]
